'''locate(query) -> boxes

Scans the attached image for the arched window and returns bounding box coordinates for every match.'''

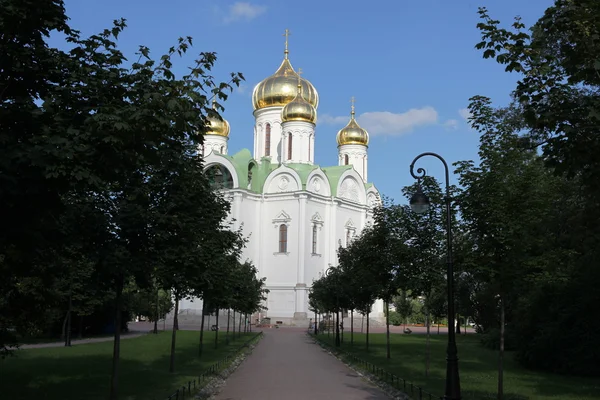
[344,154,349,165]
[288,134,293,160]
[311,224,318,254]
[247,164,253,186]
[265,123,271,156]
[220,146,225,154]
[279,224,288,253]
[205,164,234,189]
[346,229,352,246]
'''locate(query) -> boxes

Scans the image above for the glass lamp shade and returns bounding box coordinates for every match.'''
[410,191,430,214]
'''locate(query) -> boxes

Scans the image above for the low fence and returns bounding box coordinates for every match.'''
[165,332,262,400]
[314,335,441,400]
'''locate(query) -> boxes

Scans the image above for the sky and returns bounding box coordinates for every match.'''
[54,0,555,202]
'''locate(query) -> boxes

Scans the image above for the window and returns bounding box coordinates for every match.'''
[346,229,352,246]
[265,123,271,156]
[220,146,224,153]
[279,224,288,253]
[206,164,234,189]
[247,164,253,186]
[344,154,349,165]
[311,224,318,254]
[288,134,293,160]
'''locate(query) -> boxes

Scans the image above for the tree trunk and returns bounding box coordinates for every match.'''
[78,315,84,339]
[61,309,69,342]
[426,310,431,377]
[232,310,236,338]
[335,311,340,347]
[65,292,72,347]
[153,289,159,334]
[498,297,505,400]
[226,309,231,345]
[214,311,219,349]
[238,312,242,335]
[198,304,205,357]
[169,295,179,373]
[341,311,344,344]
[385,301,390,359]
[438,322,440,335]
[350,310,354,346]
[109,277,124,400]
[366,312,370,351]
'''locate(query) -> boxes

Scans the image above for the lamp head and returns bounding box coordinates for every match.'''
[410,186,430,214]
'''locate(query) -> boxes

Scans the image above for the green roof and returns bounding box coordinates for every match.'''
[322,165,353,196]
[210,149,378,197]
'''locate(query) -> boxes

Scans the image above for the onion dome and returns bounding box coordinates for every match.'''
[252,30,319,110]
[205,101,230,137]
[281,71,317,124]
[336,99,369,146]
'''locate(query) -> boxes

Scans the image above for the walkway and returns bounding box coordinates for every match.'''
[215,328,390,400]
[19,331,146,349]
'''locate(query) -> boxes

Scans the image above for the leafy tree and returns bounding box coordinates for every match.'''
[472,2,600,377]
[456,98,560,398]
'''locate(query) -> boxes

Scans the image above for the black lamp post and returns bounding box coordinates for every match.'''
[325,267,341,347]
[409,152,461,400]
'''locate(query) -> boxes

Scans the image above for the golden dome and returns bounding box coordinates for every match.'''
[281,79,317,124]
[336,100,369,147]
[252,36,319,110]
[205,102,230,137]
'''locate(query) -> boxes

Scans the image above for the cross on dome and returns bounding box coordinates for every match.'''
[283,29,291,58]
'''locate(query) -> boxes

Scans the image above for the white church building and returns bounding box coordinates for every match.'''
[178,35,384,325]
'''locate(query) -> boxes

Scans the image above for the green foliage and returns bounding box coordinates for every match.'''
[464,0,600,377]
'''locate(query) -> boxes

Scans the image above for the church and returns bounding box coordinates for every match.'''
[178,33,384,326]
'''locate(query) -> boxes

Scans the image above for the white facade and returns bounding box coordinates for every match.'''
[338,144,368,183]
[202,135,228,157]
[179,46,384,325]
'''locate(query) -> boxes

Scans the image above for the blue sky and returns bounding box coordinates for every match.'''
[55,0,554,202]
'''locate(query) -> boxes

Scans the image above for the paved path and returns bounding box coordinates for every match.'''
[19,331,147,349]
[215,328,390,400]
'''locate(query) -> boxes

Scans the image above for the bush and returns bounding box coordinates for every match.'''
[513,269,600,377]
[480,327,517,351]
[386,311,402,326]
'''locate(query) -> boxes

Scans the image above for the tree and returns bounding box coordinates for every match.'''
[456,98,559,399]
[472,2,600,377]
[0,0,79,357]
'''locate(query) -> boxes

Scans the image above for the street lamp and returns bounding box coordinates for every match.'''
[409,152,461,400]
[324,266,341,347]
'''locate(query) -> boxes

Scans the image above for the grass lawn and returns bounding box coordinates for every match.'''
[317,333,599,400]
[1,330,258,400]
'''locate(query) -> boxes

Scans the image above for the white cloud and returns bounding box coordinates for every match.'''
[458,108,472,121]
[444,119,459,130]
[319,114,349,125]
[223,2,267,23]
[358,107,438,136]
[320,107,438,136]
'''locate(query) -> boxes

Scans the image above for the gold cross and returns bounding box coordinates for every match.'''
[351,96,356,115]
[283,29,291,56]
